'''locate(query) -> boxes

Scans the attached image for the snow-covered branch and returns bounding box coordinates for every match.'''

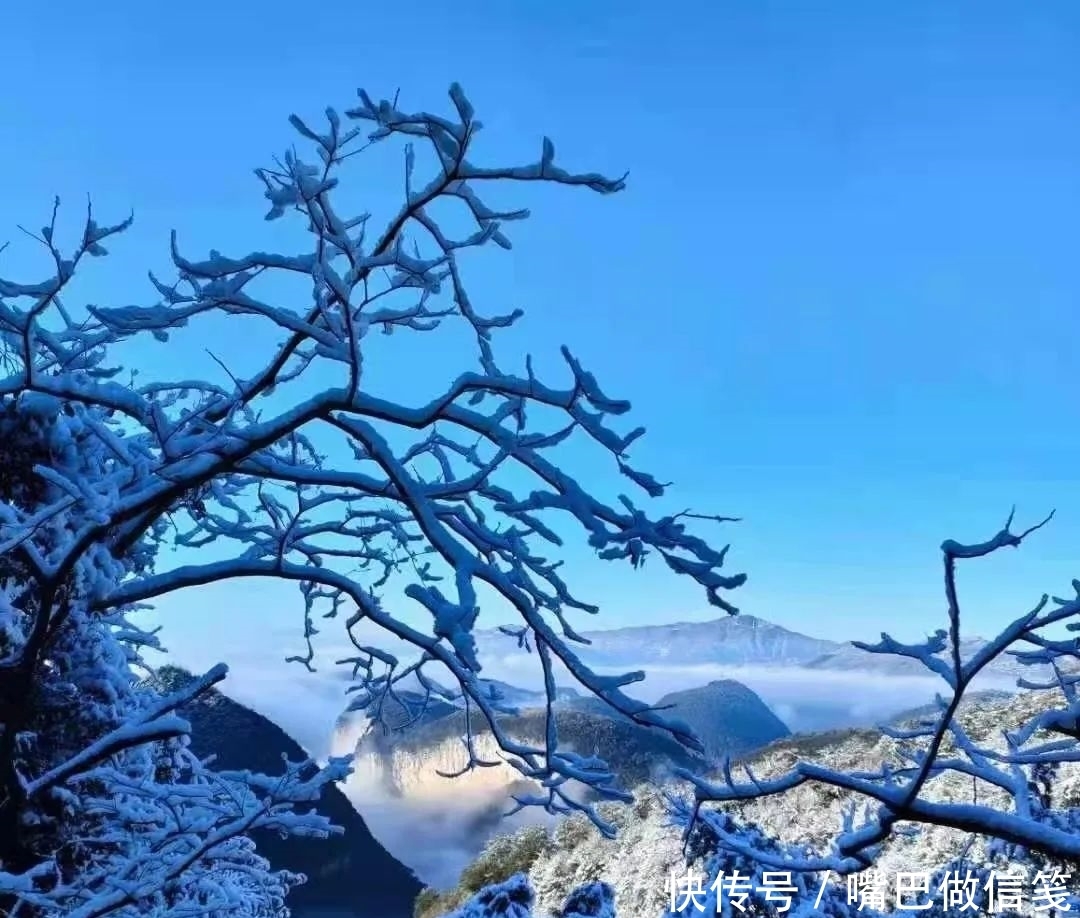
[1,83,745,916]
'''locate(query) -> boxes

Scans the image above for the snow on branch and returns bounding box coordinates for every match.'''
[0,82,745,914]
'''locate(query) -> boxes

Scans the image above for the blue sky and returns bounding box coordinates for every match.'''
[3,2,1080,701]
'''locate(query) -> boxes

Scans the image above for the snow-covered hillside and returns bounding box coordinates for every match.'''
[430,689,1080,918]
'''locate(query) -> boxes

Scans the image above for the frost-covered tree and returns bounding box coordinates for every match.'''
[0,393,349,917]
[677,511,1080,885]
[0,84,746,915]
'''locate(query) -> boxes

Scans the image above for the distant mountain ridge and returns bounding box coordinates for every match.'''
[475,614,837,669]
[803,640,1051,679]
[475,613,1054,682]
[326,611,1054,891]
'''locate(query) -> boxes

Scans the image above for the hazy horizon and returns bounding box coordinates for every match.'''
[146,606,1022,763]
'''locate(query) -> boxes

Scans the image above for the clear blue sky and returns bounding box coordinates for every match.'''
[3,2,1080,667]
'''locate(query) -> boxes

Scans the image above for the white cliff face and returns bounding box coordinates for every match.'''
[349,728,527,803]
[328,709,374,761]
[334,717,556,890]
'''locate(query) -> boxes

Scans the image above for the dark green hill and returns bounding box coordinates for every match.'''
[651,679,790,761]
[153,666,420,918]
[562,679,789,763]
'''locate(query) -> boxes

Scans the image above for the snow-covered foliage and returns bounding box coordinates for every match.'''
[0,83,746,915]
[438,872,616,918]
[461,689,1077,917]
[441,873,536,918]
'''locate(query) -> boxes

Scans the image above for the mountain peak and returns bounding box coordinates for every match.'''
[566,615,840,668]
[653,678,790,761]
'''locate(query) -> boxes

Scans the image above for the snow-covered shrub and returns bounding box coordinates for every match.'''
[442,873,536,918]
[460,827,555,898]
[559,881,617,918]
[417,825,554,918]
[438,874,616,918]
